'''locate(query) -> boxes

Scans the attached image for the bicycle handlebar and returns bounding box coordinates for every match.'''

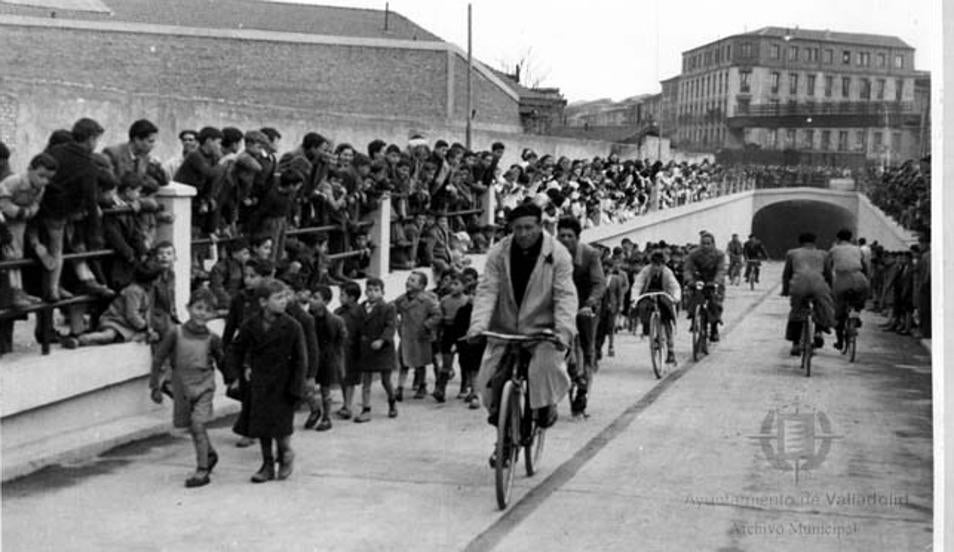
[634,292,676,304]
[477,330,562,344]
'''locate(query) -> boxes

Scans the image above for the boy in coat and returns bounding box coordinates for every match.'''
[393,271,441,401]
[149,288,225,488]
[308,285,347,431]
[354,278,398,423]
[228,279,307,483]
[334,281,364,419]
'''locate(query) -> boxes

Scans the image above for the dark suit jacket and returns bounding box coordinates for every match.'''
[570,242,607,310]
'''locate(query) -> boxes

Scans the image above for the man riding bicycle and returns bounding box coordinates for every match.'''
[632,249,681,364]
[466,203,577,464]
[555,216,606,419]
[683,231,727,342]
[781,232,835,356]
[726,233,744,285]
[743,234,769,284]
[826,229,870,350]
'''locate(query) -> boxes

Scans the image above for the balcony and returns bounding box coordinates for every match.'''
[727,101,921,129]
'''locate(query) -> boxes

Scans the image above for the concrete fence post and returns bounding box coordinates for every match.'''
[479,187,496,227]
[370,194,391,278]
[156,182,195,320]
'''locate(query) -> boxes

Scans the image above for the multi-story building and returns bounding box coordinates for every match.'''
[673,26,927,165]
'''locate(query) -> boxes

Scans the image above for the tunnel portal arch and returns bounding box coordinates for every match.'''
[751,200,857,259]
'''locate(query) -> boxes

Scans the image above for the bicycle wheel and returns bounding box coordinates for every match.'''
[750,266,757,290]
[495,381,520,510]
[649,310,663,378]
[698,307,709,356]
[847,318,857,363]
[524,396,545,476]
[691,304,702,362]
[801,316,813,377]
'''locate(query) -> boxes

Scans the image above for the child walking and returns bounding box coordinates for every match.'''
[393,271,441,401]
[439,272,470,399]
[227,279,307,482]
[354,277,398,422]
[334,281,364,419]
[149,288,225,488]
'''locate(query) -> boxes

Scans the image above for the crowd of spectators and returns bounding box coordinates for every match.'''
[862,157,931,234]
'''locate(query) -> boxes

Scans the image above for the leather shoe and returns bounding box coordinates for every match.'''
[185,470,210,488]
[304,410,321,429]
[250,461,275,483]
[277,452,294,480]
[315,418,332,431]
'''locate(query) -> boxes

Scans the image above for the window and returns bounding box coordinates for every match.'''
[896,79,904,101]
[841,76,851,98]
[770,98,780,114]
[786,129,796,148]
[876,78,886,100]
[806,74,816,96]
[771,44,780,59]
[739,70,751,93]
[892,132,902,150]
[860,79,871,100]
[804,129,815,149]
[823,49,833,64]
[737,98,750,114]
[824,75,833,97]
[877,53,886,67]
[894,54,904,68]
[741,42,751,57]
[768,128,778,149]
[856,130,867,152]
[857,52,870,66]
[842,50,851,64]
[771,72,780,94]
[821,130,832,150]
[873,132,883,149]
[838,130,848,151]
[726,45,731,59]
[789,45,798,61]
[789,73,799,95]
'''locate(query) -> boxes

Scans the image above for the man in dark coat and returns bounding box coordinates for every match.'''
[555,216,606,418]
[227,279,307,483]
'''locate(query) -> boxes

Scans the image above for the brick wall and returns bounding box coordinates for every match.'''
[0,93,16,146]
[450,54,520,126]
[0,25,455,121]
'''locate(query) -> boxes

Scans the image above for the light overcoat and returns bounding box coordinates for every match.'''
[468,233,577,409]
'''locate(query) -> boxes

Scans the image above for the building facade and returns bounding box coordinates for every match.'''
[673,27,927,165]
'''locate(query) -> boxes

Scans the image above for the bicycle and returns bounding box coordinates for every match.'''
[745,259,762,291]
[480,330,559,510]
[728,257,743,286]
[841,306,861,363]
[689,282,716,362]
[634,291,677,379]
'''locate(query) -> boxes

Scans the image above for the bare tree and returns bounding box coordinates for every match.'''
[496,46,551,88]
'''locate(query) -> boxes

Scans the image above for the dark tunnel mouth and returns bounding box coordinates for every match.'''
[751,200,857,259]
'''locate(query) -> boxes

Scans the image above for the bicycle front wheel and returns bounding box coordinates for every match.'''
[649,311,663,378]
[495,381,520,510]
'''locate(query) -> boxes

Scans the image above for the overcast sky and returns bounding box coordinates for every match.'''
[274,0,939,103]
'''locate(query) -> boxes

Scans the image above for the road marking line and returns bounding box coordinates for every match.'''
[464,282,782,552]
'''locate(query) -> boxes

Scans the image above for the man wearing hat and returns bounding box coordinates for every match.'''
[467,202,577,466]
[683,231,727,342]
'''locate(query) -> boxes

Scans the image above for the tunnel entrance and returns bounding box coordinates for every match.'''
[751,200,856,259]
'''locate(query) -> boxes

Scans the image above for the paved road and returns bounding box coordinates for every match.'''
[2,263,933,551]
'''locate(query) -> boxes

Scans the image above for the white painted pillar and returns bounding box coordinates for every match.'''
[156,182,195,320]
[370,193,391,278]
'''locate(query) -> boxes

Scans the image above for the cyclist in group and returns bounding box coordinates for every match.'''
[726,233,744,285]
[742,233,769,284]
[466,202,577,465]
[631,248,681,364]
[683,231,727,342]
[826,229,870,350]
[555,216,606,419]
[781,232,835,356]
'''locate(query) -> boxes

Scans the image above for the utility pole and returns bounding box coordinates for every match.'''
[384,2,389,31]
[465,3,473,150]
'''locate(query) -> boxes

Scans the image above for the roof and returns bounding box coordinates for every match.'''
[745,26,912,50]
[0,0,443,41]
[489,68,565,102]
